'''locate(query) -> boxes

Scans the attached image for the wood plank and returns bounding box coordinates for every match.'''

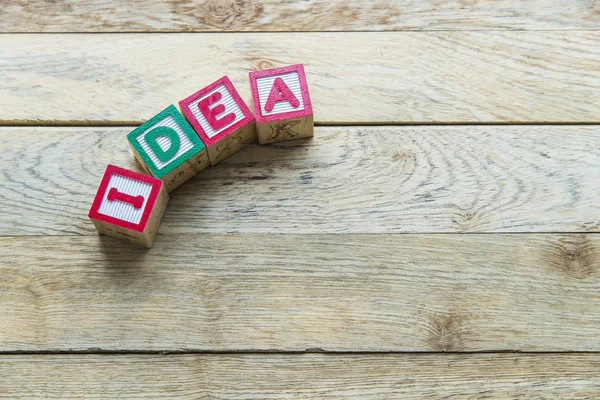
[3,353,600,398]
[1,234,599,352]
[2,126,599,236]
[1,32,598,124]
[1,0,599,32]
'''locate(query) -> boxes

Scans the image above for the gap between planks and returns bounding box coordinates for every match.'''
[2,349,600,355]
[3,233,600,239]
[2,30,600,34]
[2,121,600,127]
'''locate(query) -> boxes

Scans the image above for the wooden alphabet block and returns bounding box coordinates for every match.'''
[249,64,314,144]
[88,165,169,248]
[179,76,256,165]
[127,104,209,192]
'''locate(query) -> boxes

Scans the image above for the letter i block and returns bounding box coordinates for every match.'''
[127,105,209,192]
[249,64,314,144]
[88,165,169,248]
[179,76,256,165]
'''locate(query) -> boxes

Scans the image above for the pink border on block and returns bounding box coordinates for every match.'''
[178,76,255,147]
[88,165,162,232]
[249,64,313,124]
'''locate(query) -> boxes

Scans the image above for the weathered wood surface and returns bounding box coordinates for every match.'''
[4,353,600,399]
[2,32,599,124]
[2,2,599,397]
[2,126,599,236]
[1,233,599,352]
[1,0,599,32]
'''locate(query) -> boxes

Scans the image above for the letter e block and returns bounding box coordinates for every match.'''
[88,165,169,248]
[179,76,256,165]
[249,64,314,144]
[127,105,209,192]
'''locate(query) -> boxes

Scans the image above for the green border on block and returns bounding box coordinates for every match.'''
[127,104,206,179]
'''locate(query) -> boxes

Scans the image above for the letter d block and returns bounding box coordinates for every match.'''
[249,64,314,144]
[127,105,209,192]
[179,76,256,165]
[88,165,169,248]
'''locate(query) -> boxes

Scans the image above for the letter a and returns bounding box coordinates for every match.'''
[264,77,300,112]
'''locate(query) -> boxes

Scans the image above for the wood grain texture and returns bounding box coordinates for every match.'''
[3,353,600,399]
[1,233,599,352]
[2,126,599,236]
[1,0,599,32]
[1,32,599,124]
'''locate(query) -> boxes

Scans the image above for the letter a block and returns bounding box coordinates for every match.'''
[127,105,209,192]
[179,76,256,165]
[88,165,169,248]
[249,64,314,144]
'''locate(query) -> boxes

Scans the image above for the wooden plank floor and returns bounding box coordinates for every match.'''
[1,1,599,398]
[2,32,599,124]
